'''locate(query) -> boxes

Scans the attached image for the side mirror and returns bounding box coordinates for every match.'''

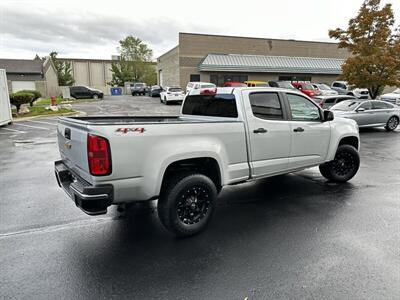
[323,110,334,122]
[356,108,365,112]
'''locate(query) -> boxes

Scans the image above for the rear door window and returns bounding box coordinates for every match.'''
[249,92,283,120]
[372,101,392,109]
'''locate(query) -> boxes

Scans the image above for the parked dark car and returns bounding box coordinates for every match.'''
[313,95,356,109]
[70,86,104,99]
[149,85,163,97]
[131,83,147,96]
[268,81,297,90]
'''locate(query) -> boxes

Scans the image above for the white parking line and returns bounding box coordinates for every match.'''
[25,120,57,126]
[1,127,26,133]
[12,123,50,130]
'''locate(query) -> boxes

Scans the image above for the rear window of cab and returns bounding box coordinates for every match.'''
[182,94,238,118]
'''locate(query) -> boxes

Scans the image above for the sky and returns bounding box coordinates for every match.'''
[0,0,399,60]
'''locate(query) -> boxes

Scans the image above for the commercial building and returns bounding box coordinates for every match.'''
[0,58,59,97]
[157,33,351,88]
[59,58,114,95]
[60,58,157,95]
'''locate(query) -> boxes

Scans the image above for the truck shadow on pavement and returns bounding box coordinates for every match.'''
[66,172,356,297]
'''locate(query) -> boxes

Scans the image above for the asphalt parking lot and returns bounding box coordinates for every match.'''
[0,95,399,299]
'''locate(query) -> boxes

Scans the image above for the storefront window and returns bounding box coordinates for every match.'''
[210,74,249,86]
[279,75,312,82]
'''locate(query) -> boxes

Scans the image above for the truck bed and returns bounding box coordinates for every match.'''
[59,116,239,125]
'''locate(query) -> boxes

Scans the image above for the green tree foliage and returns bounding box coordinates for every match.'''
[18,90,41,106]
[49,52,75,86]
[10,92,34,113]
[109,36,156,86]
[329,0,400,99]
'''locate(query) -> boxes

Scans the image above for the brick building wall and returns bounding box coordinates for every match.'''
[158,33,352,88]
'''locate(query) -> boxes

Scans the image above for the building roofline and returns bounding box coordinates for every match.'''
[59,58,114,62]
[203,53,346,61]
[157,45,179,60]
[179,32,339,45]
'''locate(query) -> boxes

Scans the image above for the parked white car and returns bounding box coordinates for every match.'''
[160,87,185,104]
[312,83,338,96]
[55,87,360,237]
[185,82,216,94]
[380,88,400,106]
[331,81,369,99]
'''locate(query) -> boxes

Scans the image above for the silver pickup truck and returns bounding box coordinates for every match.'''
[55,87,360,237]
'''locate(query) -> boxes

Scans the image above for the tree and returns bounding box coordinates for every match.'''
[109,36,156,86]
[329,0,400,99]
[10,92,34,114]
[49,51,75,86]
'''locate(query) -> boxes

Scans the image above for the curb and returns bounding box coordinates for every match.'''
[11,111,87,122]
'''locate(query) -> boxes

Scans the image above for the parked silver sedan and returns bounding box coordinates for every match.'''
[331,100,399,131]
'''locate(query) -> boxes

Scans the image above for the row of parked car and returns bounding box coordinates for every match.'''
[180,81,399,131]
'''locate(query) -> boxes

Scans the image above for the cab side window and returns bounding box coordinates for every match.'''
[359,101,372,110]
[287,93,321,121]
[249,92,283,120]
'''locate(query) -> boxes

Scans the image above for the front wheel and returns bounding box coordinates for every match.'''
[93,94,99,100]
[319,145,360,182]
[385,116,399,131]
[158,173,217,237]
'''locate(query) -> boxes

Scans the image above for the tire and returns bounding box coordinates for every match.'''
[93,94,99,100]
[385,116,399,131]
[158,173,217,237]
[319,145,360,182]
[132,93,135,96]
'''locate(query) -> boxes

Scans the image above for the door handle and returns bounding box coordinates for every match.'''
[293,127,304,132]
[253,128,268,134]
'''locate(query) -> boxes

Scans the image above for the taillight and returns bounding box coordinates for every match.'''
[87,134,112,176]
[200,88,217,95]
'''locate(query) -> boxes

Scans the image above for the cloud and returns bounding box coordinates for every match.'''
[0,6,217,58]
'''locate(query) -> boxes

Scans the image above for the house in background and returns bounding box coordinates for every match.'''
[0,58,59,97]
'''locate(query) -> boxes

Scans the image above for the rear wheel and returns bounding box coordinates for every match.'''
[158,173,217,237]
[319,145,360,182]
[385,116,399,131]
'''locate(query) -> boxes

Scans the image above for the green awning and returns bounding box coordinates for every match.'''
[198,53,344,74]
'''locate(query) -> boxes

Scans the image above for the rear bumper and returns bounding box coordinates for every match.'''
[166,95,184,101]
[54,160,113,215]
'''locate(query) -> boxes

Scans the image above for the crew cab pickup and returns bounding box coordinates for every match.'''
[55,87,360,237]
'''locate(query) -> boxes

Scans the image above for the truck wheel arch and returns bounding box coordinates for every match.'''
[338,136,359,150]
[160,157,222,193]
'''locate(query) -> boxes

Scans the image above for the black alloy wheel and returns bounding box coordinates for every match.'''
[158,173,217,237]
[319,144,360,182]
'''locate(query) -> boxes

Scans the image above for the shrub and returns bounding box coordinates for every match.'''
[18,90,41,106]
[9,92,34,113]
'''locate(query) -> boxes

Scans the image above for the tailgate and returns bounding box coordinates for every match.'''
[57,119,92,183]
